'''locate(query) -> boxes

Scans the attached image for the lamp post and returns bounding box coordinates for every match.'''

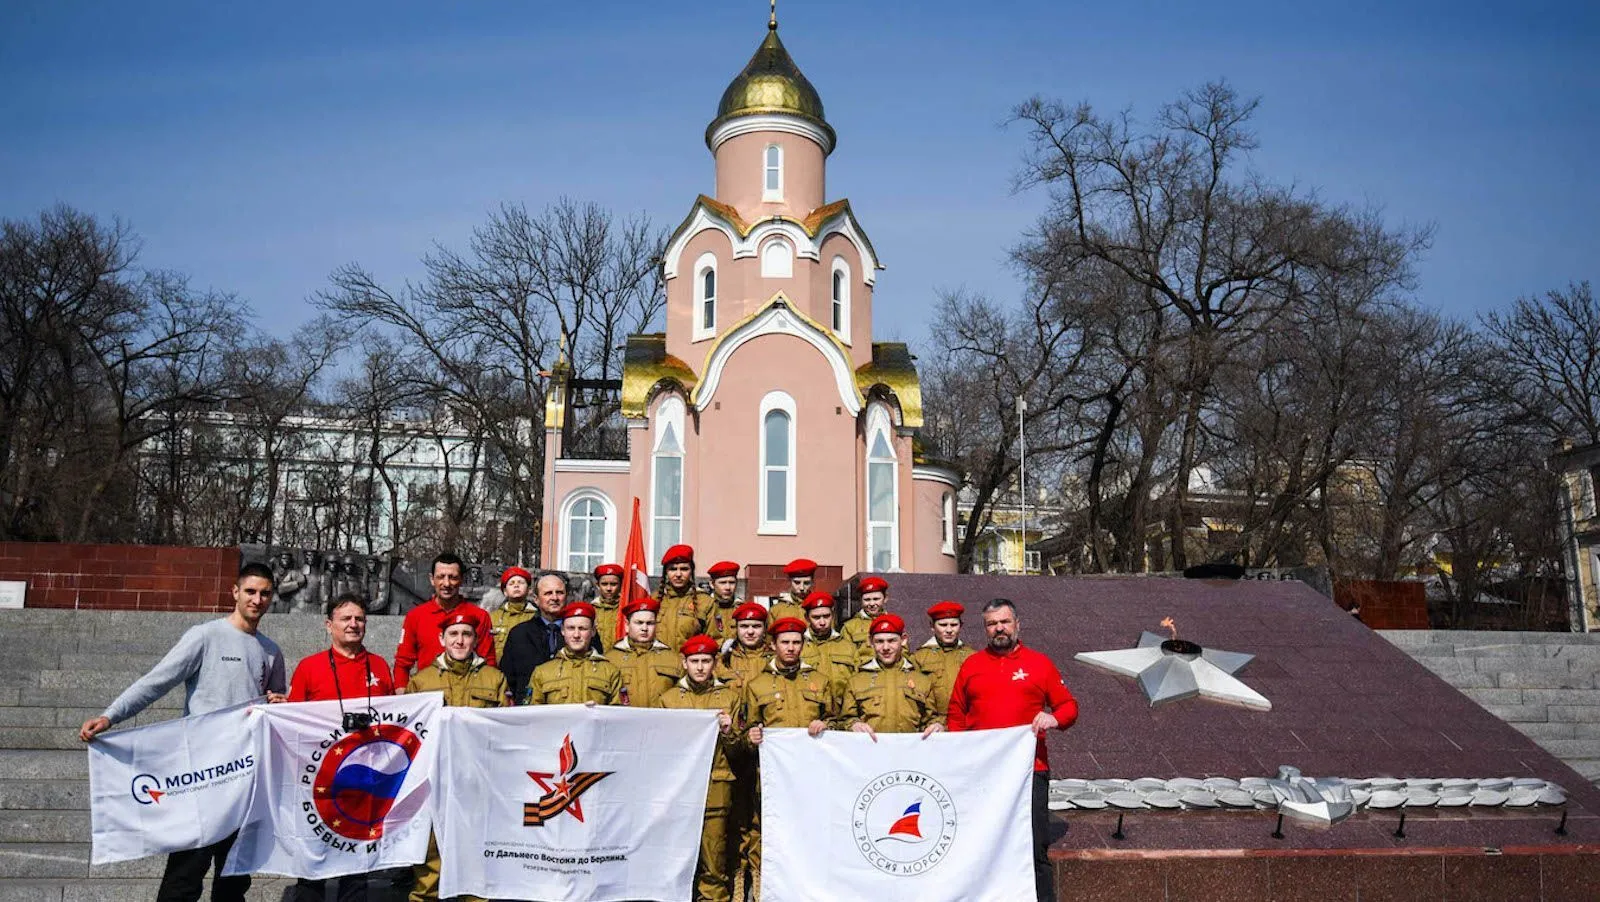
[1017,396,1027,575]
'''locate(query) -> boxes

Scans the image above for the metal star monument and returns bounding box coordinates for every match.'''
[1074,626,1272,711]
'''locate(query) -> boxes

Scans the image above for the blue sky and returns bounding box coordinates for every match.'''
[2,0,1595,349]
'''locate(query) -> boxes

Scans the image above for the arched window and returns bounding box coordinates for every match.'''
[651,397,685,562]
[561,490,615,573]
[693,252,717,341]
[941,491,955,555]
[865,405,899,570]
[758,391,797,534]
[830,257,851,341]
[763,143,783,200]
[761,239,792,278]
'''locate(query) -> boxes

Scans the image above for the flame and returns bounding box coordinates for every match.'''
[558,734,577,777]
[1160,617,1178,641]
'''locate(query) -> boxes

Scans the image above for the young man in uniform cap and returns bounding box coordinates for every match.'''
[717,602,773,689]
[590,562,625,650]
[947,598,1078,902]
[605,598,682,707]
[488,566,536,661]
[798,591,857,696]
[713,601,770,891]
[654,635,742,902]
[911,600,975,712]
[654,544,711,651]
[392,552,495,690]
[840,575,890,659]
[768,558,815,622]
[703,561,742,644]
[526,602,624,705]
[407,611,508,901]
[839,614,944,739]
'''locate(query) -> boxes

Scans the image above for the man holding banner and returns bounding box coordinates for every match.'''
[80,561,287,902]
[655,634,742,902]
[840,614,944,740]
[525,603,624,705]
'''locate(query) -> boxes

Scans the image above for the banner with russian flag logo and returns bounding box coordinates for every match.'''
[758,725,1036,902]
[222,692,443,879]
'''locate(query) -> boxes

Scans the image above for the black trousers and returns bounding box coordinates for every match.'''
[155,832,250,902]
[1032,773,1057,902]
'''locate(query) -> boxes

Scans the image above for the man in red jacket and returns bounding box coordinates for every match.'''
[392,552,495,689]
[947,598,1077,902]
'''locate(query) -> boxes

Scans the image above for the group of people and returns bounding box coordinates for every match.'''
[80,546,1077,902]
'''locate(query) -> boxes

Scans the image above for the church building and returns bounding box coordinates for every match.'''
[541,10,959,581]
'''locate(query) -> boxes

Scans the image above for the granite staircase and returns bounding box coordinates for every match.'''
[0,608,401,901]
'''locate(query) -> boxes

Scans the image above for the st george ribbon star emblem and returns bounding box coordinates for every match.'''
[1074,632,1272,711]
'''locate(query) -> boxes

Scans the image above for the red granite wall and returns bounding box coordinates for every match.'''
[1336,578,1429,629]
[0,542,241,612]
[743,564,844,599]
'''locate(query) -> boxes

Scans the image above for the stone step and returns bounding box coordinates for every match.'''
[0,729,86,751]
[15,688,183,712]
[1531,738,1600,760]
[0,781,87,812]
[1513,721,1600,741]
[0,811,86,844]
[0,751,86,781]
[0,877,293,901]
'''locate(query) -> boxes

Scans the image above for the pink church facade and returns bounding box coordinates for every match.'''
[541,16,959,579]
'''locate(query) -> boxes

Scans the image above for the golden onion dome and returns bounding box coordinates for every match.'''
[706,19,835,151]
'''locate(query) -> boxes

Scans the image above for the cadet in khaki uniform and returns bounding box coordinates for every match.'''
[798,591,856,696]
[703,561,742,644]
[654,634,742,902]
[654,544,712,651]
[840,614,946,739]
[407,612,506,902]
[605,598,681,707]
[488,566,536,661]
[839,575,890,661]
[743,617,837,879]
[525,603,623,705]
[910,601,975,712]
[717,602,772,689]
[767,558,815,622]
[591,562,625,650]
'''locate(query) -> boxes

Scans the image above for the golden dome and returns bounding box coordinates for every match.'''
[706,21,835,150]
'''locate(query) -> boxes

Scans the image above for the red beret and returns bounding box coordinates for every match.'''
[732,601,768,623]
[783,558,818,578]
[707,560,740,579]
[661,544,695,568]
[440,612,479,631]
[733,602,769,623]
[561,602,597,622]
[927,601,965,621]
[769,617,808,636]
[593,563,624,578]
[801,591,835,610]
[870,613,906,635]
[499,565,532,587]
[858,576,889,594]
[680,634,719,657]
[622,598,660,618]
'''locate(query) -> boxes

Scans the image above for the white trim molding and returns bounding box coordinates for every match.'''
[709,113,835,156]
[692,295,864,416]
[662,203,879,286]
[554,459,631,474]
[911,463,962,489]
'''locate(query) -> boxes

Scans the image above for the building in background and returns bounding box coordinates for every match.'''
[1552,439,1600,631]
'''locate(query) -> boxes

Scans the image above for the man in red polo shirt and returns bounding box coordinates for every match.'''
[947,598,1077,902]
[287,593,395,701]
[393,552,495,689]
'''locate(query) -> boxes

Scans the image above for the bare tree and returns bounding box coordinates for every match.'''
[1481,281,1600,444]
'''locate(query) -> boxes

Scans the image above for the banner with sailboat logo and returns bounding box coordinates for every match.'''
[434,705,716,901]
[222,692,442,879]
[759,725,1036,902]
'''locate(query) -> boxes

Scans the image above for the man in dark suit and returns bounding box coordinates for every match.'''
[499,572,602,702]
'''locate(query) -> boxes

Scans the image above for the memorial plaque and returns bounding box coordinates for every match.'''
[0,581,24,609]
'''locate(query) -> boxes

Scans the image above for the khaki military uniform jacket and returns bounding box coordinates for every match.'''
[406,655,508,708]
[741,660,839,729]
[717,642,771,690]
[489,601,537,661]
[526,647,623,706]
[840,657,944,733]
[840,611,878,662]
[801,630,857,696]
[605,637,682,708]
[655,676,742,781]
[703,600,741,645]
[911,639,974,712]
[655,585,713,652]
[766,593,804,624]
[593,599,622,652]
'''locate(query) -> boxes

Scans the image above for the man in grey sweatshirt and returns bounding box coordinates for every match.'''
[80,560,287,902]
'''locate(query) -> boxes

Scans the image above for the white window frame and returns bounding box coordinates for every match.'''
[763,143,783,201]
[760,238,793,278]
[941,491,955,555]
[650,397,686,563]
[559,488,617,573]
[758,390,797,535]
[830,256,851,343]
[693,252,717,342]
[864,404,899,571]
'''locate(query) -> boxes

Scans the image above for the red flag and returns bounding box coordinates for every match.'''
[618,497,650,641]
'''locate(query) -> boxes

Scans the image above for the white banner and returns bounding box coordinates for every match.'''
[759,726,1037,902]
[222,692,442,879]
[435,705,716,902]
[88,701,258,864]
